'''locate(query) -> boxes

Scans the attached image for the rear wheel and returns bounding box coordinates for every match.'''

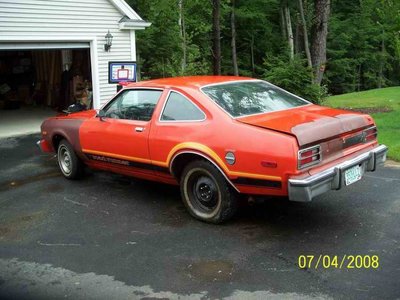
[57,139,83,179]
[180,160,238,224]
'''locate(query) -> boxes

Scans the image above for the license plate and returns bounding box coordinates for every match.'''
[344,165,362,186]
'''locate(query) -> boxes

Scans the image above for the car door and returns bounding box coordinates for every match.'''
[80,88,164,176]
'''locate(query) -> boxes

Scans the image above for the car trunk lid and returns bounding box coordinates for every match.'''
[236,104,374,147]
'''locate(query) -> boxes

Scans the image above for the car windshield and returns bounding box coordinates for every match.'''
[202,80,309,118]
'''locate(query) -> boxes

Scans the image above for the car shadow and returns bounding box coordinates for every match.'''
[83,168,347,234]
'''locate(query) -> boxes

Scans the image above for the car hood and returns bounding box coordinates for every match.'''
[236,105,374,146]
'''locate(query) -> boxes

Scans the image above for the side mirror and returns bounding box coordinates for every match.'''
[67,103,86,113]
[97,109,106,121]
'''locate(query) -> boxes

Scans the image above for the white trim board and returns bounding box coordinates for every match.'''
[0,42,90,50]
[109,0,142,20]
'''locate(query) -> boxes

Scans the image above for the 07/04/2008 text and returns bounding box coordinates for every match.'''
[298,255,379,269]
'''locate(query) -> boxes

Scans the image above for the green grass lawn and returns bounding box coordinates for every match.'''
[324,87,400,161]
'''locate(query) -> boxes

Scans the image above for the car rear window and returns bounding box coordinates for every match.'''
[202,81,309,118]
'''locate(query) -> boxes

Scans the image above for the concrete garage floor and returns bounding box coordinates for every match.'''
[0,134,399,300]
[0,107,56,138]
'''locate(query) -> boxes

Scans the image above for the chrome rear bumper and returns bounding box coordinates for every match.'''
[288,145,388,202]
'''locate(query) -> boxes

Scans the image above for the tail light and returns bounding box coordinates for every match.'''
[364,126,377,142]
[298,145,321,169]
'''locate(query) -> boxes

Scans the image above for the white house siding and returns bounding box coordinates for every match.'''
[0,0,137,108]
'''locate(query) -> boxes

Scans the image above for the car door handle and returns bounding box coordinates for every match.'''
[135,127,144,132]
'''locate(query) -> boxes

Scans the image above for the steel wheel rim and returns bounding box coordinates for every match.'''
[193,176,218,209]
[59,146,72,175]
[187,170,219,212]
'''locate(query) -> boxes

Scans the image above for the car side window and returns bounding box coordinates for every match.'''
[161,92,205,121]
[103,89,162,121]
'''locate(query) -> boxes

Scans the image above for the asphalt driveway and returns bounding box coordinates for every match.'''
[0,134,399,300]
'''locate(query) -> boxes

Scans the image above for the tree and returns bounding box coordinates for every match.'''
[212,0,222,75]
[282,0,294,60]
[311,0,331,85]
[326,0,400,93]
[127,0,400,96]
[232,0,280,76]
[230,0,239,75]
[298,0,312,68]
[128,0,213,78]
[178,0,187,74]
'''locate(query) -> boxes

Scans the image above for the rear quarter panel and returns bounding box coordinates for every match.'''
[149,88,299,196]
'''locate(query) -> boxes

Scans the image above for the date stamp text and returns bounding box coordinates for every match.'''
[298,255,379,269]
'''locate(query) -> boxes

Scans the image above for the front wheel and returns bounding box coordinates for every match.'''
[180,160,238,224]
[57,139,83,179]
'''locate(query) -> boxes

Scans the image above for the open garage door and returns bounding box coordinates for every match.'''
[0,42,93,138]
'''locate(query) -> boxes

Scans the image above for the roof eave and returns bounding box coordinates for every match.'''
[109,0,142,20]
[119,21,152,30]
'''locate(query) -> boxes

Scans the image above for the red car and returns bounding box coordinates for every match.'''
[38,76,388,223]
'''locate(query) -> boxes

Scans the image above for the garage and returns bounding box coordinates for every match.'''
[0,47,92,108]
[0,0,150,137]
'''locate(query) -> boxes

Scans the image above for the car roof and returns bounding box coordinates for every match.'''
[124,76,256,89]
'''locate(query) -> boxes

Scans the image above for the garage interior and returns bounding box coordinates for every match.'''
[0,48,92,138]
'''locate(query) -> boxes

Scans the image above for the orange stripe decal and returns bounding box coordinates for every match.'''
[83,143,281,182]
[166,142,281,181]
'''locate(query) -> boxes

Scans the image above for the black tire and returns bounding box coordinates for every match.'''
[180,160,238,224]
[57,139,83,179]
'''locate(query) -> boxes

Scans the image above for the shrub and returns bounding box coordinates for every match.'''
[262,55,328,104]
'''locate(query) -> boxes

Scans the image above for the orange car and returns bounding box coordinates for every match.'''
[38,76,388,223]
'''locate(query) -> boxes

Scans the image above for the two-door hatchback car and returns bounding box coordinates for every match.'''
[38,76,388,223]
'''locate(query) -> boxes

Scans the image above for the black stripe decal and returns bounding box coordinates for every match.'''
[86,154,170,174]
[86,153,280,187]
[232,177,282,189]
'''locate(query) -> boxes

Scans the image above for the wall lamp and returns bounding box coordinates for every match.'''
[104,30,113,52]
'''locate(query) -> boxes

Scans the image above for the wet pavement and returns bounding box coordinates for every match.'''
[0,134,399,300]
